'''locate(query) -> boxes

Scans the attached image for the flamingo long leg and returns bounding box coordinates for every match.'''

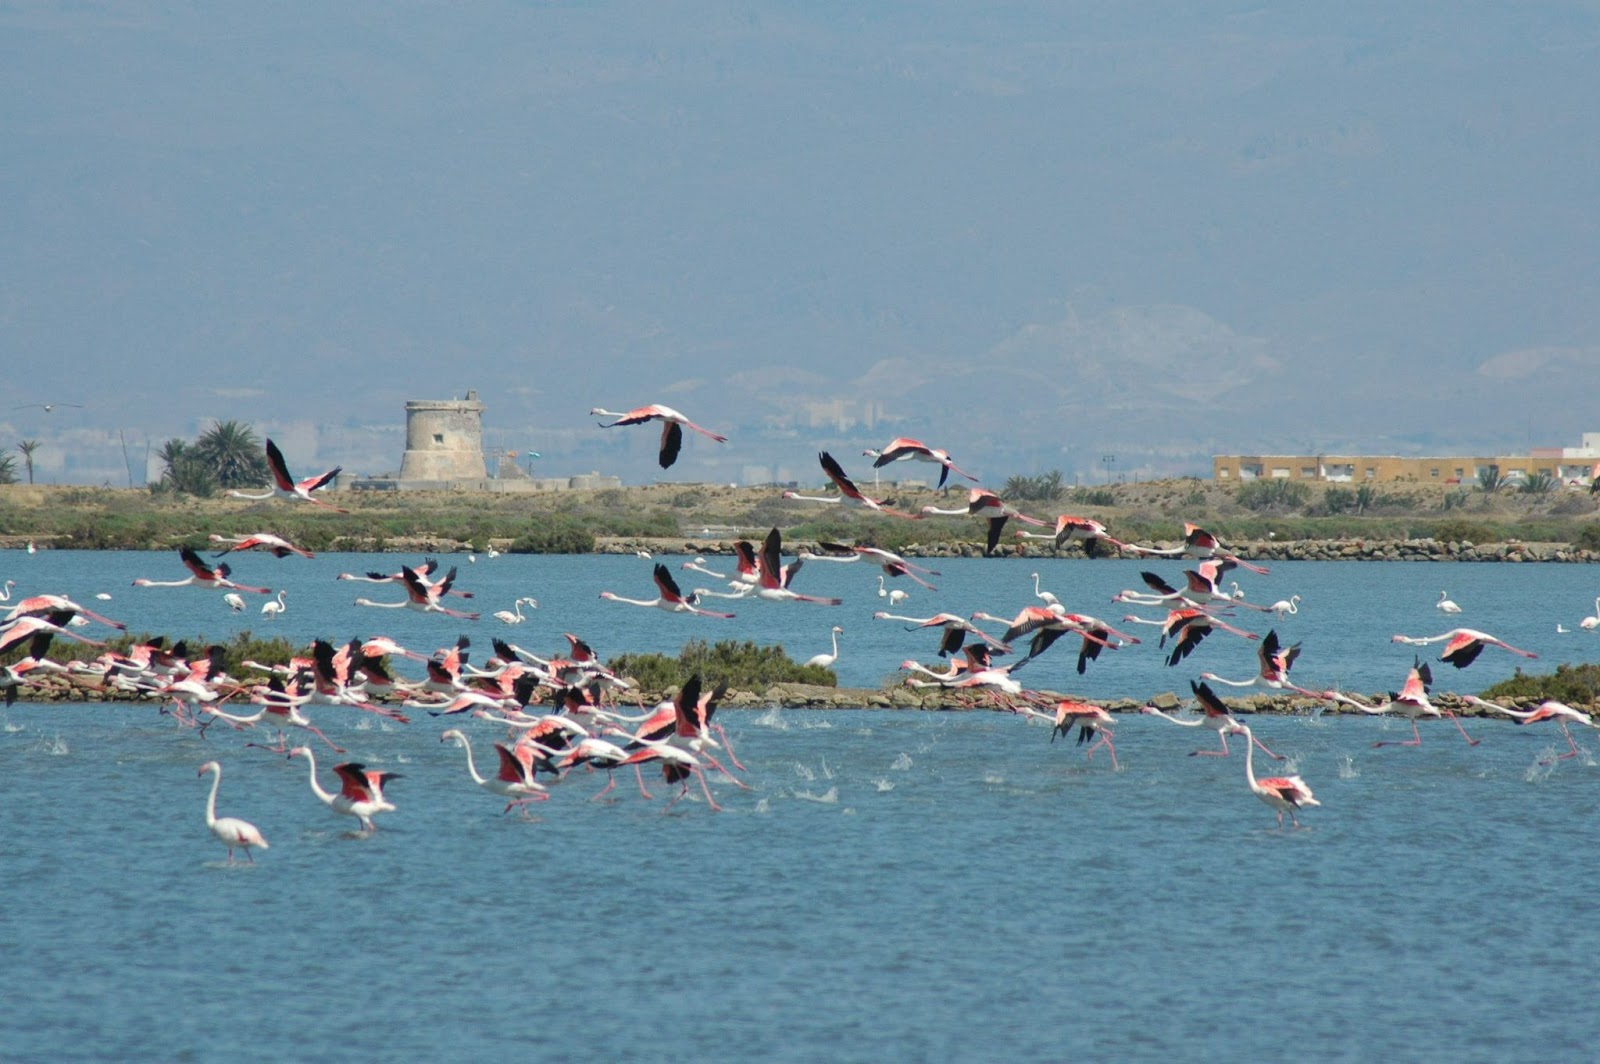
[1374,720,1424,747]
[1442,710,1480,746]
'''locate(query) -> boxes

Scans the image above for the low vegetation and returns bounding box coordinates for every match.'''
[606,638,838,690]
[1478,664,1600,706]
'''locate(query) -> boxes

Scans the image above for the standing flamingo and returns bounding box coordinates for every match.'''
[861,437,979,489]
[1390,627,1538,669]
[227,438,347,512]
[288,747,399,833]
[1436,590,1462,614]
[782,451,918,518]
[589,403,728,469]
[804,626,844,668]
[493,597,538,624]
[1225,722,1319,829]
[197,761,269,864]
[876,575,909,604]
[600,563,736,618]
[1268,594,1301,617]
[1581,596,1600,630]
[439,729,548,813]
[261,590,287,619]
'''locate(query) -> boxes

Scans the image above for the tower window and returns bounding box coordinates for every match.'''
[433,434,444,445]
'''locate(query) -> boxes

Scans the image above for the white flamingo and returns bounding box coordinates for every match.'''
[197,760,269,864]
[493,597,538,624]
[804,626,843,668]
[1268,594,1301,617]
[223,592,246,613]
[1580,596,1600,630]
[876,575,909,604]
[261,590,287,619]
[1436,590,1462,614]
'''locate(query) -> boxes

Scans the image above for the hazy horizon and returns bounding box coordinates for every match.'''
[5,3,1598,487]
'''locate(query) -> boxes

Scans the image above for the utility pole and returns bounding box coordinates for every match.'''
[1102,454,1115,484]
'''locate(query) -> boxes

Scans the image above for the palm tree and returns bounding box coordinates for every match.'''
[0,448,18,486]
[194,420,270,489]
[155,438,216,497]
[16,440,40,485]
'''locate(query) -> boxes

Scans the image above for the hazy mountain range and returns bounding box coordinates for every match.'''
[4,3,1598,487]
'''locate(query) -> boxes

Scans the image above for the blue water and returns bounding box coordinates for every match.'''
[5,549,1600,1061]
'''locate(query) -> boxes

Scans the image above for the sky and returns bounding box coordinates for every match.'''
[3,2,1599,488]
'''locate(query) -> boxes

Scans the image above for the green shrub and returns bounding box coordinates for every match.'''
[1322,487,1354,515]
[508,516,595,554]
[1574,524,1600,552]
[1236,479,1310,513]
[1479,664,1600,706]
[1431,519,1492,544]
[606,638,837,690]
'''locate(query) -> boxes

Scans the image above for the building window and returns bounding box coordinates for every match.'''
[1365,468,1376,480]
[1454,468,1464,478]
[433,434,444,445]
[1271,467,1290,478]
[1429,468,1439,478]
[1219,468,1231,478]
[1301,467,1317,478]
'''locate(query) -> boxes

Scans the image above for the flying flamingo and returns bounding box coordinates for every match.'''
[132,547,272,594]
[600,563,735,618]
[228,438,348,512]
[3,592,126,630]
[1436,590,1462,614]
[589,403,728,469]
[1140,680,1284,760]
[0,611,107,656]
[1461,695,1600,764]
[919,488,1047,556]
[1327,658,1478,747]
[208,531,316,559]
[804,626,844,668]
[1120,607,1258,667]
[1014,515,1131,557]
[354,564,481,620]
[493,597,539,624]
[1119,522,1270,574]
[874,610,1011,658]
[261,590,287,619]
[1013,700,1119,769]
[782,451,918,518]
[439,729,548,814]
[968,606,1138,675]
[752,527,842,606]
[1390,627,1538,670]
[1225,721,1319,829]
[197,761,269,864]
[1199,629,1331,700]
[202,679,345,754]
[288,747,399,834]
[860,437,979,489]
[806,541,940,590]
[336,558,475,599]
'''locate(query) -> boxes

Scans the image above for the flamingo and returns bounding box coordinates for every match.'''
[589,403,728,469]
[202,680,345,754]
[0,612,106,655]
[1121,607,1258,667]
[223,593,246,612]
[1436,590,1462,614]
[600,563,735,618]
[1580,596,1600,630]
[1014,515,1131,558]
[804,626,843,668]
[1199,629,1331,700]
[1461,695,1600,764]
[1013,700,1119,769]
[1327,658,1478,747]
[1390,627,1538,669]
[876,575,909,604]
[873,610,1011,658]
[1225,722,1319,829]
[1140,680,1284,760]
[228,438,348,512]
[806,542,940,590]
[752,527,842,606]
[919,488,1047,556]
[493,597,538,624]
[132,547,271,594]
[288,747,399,834]
[439,729,548,813]
[861,437,979,489]
[1030,572,1061,608]
[354,564,481,621]
[197,761,269,864]
[5,592,129,631]
[0,580,13,601]
[782,451,918,518]
[1119,522,1271,574]
[681,556,729,580]
[208,531,316,559]
[261,590,287,619]
[336,558,475,599]
[1268,594,1301,617]
[969,606,1138,675]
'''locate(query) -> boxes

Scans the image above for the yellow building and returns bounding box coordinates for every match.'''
[1213,439,1600,487]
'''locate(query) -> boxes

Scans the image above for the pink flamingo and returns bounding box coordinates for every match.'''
[782,451,918,518]
[289,747,399,833]
[861,437,979,489]
[589,403,728,469]
[600,563,736,618]
[873,610,1011,658]
[354,564,480,620]
[228,438,348,512]
[0,611,107,656]
[1014,700,1119,769]
[1140,680,1285,760]
[1014,514,1132,557]
[3,593,126,630]
[1120,522,1270,574]
[1225,721,1318,829]
[208,531,316,559]
[1327,659,1478,747]
[1121,607,1257,666]
[1390,627,1538,669]
[752,527,842,606]
[198,761,269,864]
[1199,628,1332,700]
[919,488,1047,556]
[439,729,548,814]
[132,547,272,594]
[1461,695,1599,764]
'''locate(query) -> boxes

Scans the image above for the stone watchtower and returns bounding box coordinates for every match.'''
[398,390,488,481]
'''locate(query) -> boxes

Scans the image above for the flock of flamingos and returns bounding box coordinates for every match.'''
[2,410,1593,862]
